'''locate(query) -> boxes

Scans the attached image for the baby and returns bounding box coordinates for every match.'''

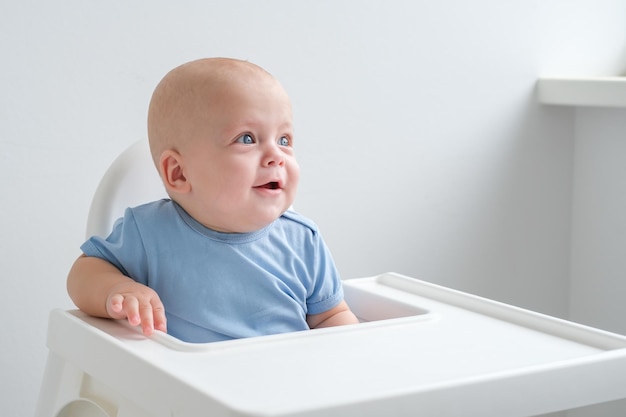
[67,58,359,343]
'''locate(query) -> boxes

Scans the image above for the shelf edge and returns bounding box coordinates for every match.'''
[538,77,626,108]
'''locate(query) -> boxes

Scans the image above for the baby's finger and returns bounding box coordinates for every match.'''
[151,298,167,333]
[121,296,141,327]
[138,301,155,336]
[108,294,125,314]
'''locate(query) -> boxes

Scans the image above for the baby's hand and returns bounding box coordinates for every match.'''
[106,281,167,337]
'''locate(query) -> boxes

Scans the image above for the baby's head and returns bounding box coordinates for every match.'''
[147,58,299,233]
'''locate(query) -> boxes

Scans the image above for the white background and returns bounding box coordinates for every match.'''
[1,1,625,416]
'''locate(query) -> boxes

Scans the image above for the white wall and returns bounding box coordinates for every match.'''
[570,108,626,335]
[567,108,626,417]
[1,1,624,416]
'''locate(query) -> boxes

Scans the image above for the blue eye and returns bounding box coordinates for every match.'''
[278,136,290,146]
[237,134,255,144]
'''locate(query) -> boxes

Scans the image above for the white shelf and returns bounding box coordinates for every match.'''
[538,76,626,108]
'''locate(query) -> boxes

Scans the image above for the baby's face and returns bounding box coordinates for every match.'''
[179,75,299,233]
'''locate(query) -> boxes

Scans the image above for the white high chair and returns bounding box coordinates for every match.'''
[85,139,166,238]
[36,140,626,417]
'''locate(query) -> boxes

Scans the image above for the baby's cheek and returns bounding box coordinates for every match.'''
[288,162,301,185]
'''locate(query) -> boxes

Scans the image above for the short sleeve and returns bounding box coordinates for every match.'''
[80,208,149,285]
[304,231,344,315]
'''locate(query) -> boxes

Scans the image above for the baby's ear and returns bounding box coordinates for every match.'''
[159,150,191,194]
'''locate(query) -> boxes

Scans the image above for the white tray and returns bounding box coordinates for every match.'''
[36,273,626,417]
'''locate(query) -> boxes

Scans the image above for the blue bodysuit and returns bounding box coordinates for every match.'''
[81,200,344,343]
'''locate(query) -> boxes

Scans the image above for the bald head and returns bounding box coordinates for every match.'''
[147,58,283,167]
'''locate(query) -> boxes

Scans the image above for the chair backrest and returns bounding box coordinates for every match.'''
[86,139,167,238]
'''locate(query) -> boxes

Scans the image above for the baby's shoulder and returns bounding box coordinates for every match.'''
[124,198,170,216]
[122,199,178,227]
[279,209,320,236]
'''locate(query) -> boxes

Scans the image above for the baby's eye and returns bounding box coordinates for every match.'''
[277,136,291,147]
[236,134,255,144]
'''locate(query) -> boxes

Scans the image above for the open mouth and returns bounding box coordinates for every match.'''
[258,181,280,190]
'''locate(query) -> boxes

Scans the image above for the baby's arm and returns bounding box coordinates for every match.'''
[306,300,359,329]
[67,255,167,336]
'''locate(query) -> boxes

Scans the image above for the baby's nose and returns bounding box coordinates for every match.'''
[262,145,285,167]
